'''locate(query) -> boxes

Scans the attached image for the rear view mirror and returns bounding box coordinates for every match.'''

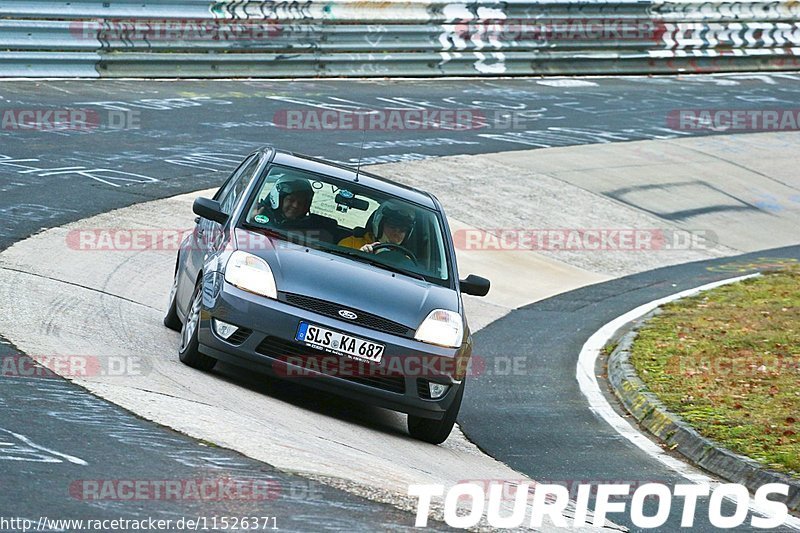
[193,197,229,225]
[459,274,490,297]
[335,192,370,211]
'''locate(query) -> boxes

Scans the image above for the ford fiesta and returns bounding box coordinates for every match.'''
[163,146,490,444]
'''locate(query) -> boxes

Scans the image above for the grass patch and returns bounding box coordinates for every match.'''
[602,341,618,357]
[629,268,800,478]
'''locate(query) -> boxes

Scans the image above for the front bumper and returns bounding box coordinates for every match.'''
[197,280,467,420]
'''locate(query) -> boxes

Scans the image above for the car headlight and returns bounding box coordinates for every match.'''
[414,309,464,348]
[224,250,277,299]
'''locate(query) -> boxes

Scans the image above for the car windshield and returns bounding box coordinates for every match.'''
[242,165,451,285]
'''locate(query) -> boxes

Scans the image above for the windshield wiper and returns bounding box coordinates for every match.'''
[322,247,427,281]
[241,223,290,242]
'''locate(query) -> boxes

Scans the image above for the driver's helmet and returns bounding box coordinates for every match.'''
[371,200,415,241]
[264,177,314,214]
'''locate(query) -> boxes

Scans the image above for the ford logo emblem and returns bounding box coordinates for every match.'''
[338,310,358,320]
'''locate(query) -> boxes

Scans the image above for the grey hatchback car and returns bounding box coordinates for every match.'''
[164,146,490,444]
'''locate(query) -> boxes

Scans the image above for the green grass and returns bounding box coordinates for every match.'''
[629,268,800,478]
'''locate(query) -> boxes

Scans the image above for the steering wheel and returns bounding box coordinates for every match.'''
[372,243,418,265]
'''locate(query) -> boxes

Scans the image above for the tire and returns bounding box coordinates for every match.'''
[178,281,217,371]
[407,380,465,445]
[163,270,182,331]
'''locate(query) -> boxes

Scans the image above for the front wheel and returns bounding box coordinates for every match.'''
[178,281,217,371]
[163,271,182,332]
[407,381,464,445]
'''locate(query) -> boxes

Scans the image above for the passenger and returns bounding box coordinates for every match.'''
[339,200,415,254]
[254,178,336,240]
[255,178,314,225]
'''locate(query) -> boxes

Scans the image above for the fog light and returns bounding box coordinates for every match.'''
[213,319,238,340]
[429,382,450,399]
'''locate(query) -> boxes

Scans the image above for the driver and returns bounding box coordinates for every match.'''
[339,200,415,254]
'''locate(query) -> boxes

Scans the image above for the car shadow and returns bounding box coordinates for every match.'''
[209,360,410,438]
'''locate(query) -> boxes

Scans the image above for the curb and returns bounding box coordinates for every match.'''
[606,315,800,513]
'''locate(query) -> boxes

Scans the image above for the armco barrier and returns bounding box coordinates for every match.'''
[0,0,799,77]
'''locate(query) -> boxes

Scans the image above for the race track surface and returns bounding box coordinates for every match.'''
[0,338,451,531]
[4,74,800,249]
[1,74,799,530]
[462,248,800,532]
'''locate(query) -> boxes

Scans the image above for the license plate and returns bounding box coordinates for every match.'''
[295,322,385,364]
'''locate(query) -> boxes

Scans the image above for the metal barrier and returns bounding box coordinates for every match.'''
[1,0,799,77]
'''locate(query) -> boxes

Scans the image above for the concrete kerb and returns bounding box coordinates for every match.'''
[606,313,800,514]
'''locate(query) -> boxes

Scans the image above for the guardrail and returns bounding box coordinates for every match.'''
[1,0,799,77]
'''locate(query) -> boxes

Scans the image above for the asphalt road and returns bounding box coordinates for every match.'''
[0,341,453,532]
[2,74,799,530]
[460,247,800,532]
[3,74,800,251]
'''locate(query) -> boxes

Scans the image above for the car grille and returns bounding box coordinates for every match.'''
[417,379,432,400]
[255,336,406,394]
[281,293,412,337]
[227,327,252,345]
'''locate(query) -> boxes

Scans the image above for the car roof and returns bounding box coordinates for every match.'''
[256,146,437,210]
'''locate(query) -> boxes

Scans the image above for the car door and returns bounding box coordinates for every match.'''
[177,154,261,315]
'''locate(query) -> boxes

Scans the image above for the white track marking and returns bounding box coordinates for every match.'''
[0,427,88,466]
[537,79,599,87]
[577,273,800,529]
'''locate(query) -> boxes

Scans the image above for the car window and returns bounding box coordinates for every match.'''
[219,155,260,216]
[213,155,254,201]
[243,165,451,284]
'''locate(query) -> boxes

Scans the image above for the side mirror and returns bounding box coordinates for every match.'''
[459,274,490,297]
[193,197,229,225]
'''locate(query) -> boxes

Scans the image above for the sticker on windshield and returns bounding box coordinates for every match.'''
[339,189,354,199]
[254,215,270,224]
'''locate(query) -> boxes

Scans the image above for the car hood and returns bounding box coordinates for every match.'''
[236,230,459,329]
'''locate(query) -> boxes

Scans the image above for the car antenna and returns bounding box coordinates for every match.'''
[354,128,366,182]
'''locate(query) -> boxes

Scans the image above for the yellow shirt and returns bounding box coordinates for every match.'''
[338,231,377,250]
